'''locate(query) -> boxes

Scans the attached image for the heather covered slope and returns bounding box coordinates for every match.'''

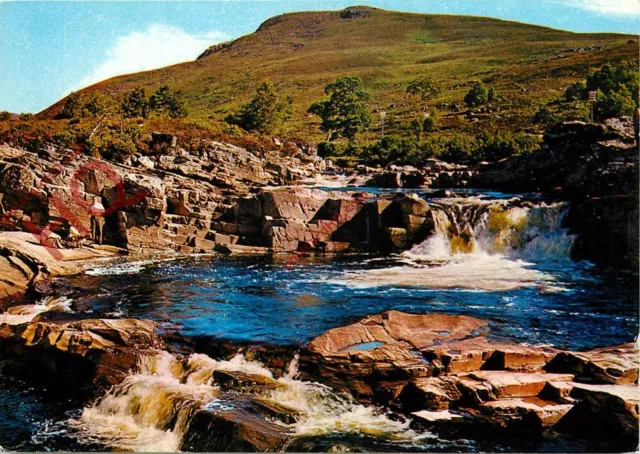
[38,6,638,141]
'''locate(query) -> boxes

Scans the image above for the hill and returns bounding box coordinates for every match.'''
[38,6,638,142]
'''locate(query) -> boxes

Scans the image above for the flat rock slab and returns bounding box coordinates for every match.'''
[459,371,574,401]
[309,310,488,357]
[546,343,639,385]
[479,397,573,427]
[412,409,465,422]
[0,232,120,275]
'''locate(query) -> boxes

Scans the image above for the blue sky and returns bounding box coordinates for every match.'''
[1,0,638,113]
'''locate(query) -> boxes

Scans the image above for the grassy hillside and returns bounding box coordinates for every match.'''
[38,6,638,143]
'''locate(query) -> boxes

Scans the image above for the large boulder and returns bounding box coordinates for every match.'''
[0,317,161,394]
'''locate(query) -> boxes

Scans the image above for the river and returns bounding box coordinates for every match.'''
[1,189,637,452]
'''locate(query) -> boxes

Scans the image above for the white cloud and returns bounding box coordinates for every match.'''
[563,0,640,16]
[75,24,228,90]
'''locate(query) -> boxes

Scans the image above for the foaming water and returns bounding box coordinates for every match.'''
[344,199,576,292]
[409,199,575,261]
[70,352,418,451]
[342,256,547,291]
[85,258,179,276]
[0,296,73,325]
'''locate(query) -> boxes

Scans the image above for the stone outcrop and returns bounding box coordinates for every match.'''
[0,316,161,394]
[300,311,639,447]
[0,140,324,255]
[217,188,435,253]
[180,394,291,452]
[358,160,473,189]
[0,231,122,304]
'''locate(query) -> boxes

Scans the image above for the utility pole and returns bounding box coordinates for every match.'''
[588,90,597,123]
[379,110,386,138]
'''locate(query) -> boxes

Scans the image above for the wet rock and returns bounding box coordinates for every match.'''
[180,394,291,452]
[303,311,638,444]
[0,247,37,303]
[555,383,639,446]
[478,397,573,429]
[212,369,282,394]
[0,317,161,393]
[457,371,574,404]
[545,343,639,385]
[385,227,407,249]
[397,376,462,411]
[301,311,488,399]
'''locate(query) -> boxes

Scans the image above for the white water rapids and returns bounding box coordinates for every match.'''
[69,351,422,452]
[344,198,577,291]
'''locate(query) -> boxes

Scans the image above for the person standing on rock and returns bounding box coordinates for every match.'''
[634,108,640,145]
[89,196,105,244]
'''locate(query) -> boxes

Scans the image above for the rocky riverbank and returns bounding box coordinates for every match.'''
[300,311,639,446]
[0,307,636,451]
[2,117,637,277]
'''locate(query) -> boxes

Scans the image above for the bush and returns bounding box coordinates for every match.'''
[477,131,540,162]
[564,82,585,102]
[121,88,149,119]
[410,119,423,140]
[594,87,636,120]
[86,122,141,162]
[533,106,562,127]
[440,134,479,164]
[317,141,347,158]
[235,81,292,135]
[363,136,426,166]
[422,109,439,132]
[56,93,80,119]
[149,85,188,118]
[585,62,638,120]
[0,111,11,121]
[406,77,440,102]
[464,82,488,107]
[488,87,497,102]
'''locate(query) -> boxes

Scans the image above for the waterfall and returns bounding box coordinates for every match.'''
[340,198,577,291]
[69,351,416,452]
[408,198,576,262]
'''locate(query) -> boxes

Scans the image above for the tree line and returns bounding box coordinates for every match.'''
[55,85,188,120]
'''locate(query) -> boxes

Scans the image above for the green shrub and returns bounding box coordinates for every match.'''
[477,131,540,162]
[594,87,636,120]
[150,85,188,118]
[585,62,638,120]
[406,77,440,102]
[563,82,585,102]
[440,134,478,164]
[236,81,292,135]
[422,109,439,132]
[317,141,347,158]
[533,106,562,127]
[464,82,488,107]
[121,88,149,119]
